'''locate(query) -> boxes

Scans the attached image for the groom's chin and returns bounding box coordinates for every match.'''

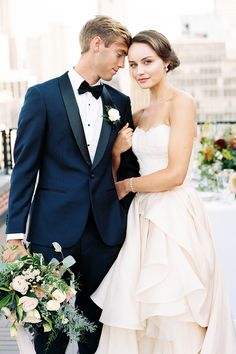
[101,72,116,82]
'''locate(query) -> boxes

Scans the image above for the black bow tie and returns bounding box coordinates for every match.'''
[78,80,103,99]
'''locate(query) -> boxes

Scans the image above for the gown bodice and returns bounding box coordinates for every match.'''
[132,124,193,184]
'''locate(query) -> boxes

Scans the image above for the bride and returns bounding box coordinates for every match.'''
[91,30,236,353]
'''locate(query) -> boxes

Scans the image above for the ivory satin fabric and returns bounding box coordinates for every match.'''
[92,125,236,354]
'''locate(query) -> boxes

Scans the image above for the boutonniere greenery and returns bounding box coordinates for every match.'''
[103,106,121,127]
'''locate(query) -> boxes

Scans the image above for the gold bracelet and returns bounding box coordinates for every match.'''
[129,177,135,193]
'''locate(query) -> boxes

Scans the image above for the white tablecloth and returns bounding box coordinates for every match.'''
[202,198,236,321]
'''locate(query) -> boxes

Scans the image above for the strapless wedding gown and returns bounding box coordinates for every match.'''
[91,125,236,354]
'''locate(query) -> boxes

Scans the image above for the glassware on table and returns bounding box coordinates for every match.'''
[216,169,235,203]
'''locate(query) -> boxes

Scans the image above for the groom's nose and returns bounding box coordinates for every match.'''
[118,56,125,68]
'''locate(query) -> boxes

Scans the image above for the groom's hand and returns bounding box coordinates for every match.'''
[2,240,27,262]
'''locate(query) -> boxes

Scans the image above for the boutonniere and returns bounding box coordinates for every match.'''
[103,106,121,127]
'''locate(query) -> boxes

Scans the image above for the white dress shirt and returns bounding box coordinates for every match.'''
[7,68,103,240]
[68,68,103,162]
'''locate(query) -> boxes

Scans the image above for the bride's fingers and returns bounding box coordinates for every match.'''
[119,123,129,133]
[118,125,133,135]
[122,129,133,138]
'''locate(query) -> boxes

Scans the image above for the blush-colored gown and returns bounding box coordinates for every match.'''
[91,125,236,354]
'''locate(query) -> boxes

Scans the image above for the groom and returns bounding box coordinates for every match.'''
[4,15,139,354]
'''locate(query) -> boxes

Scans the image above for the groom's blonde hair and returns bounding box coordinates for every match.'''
[79,15,131,54]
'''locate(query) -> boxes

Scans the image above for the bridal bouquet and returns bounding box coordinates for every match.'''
[0,242,96,350]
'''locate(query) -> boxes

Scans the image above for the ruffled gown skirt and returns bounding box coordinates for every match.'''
[91,186,236,354]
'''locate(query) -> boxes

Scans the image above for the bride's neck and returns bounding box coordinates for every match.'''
[150,82,174,103]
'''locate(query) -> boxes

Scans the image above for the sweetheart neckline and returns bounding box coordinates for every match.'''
[135,124,170,134]
[135,125,198,142]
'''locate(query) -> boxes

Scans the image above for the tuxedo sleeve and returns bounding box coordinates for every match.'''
[117,97,140,210]
[6,86,47,234]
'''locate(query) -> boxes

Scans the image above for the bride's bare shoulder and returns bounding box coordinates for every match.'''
[172,89,195,107]
[132,108,145,127]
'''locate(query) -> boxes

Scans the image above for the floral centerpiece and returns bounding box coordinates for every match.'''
[0,242,96,351]
[197,124,236,191]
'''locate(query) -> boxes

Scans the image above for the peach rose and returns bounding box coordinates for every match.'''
[19,296,38,312]
[11,276,28,295]
[52,289,67,303]
[24,309,41,323]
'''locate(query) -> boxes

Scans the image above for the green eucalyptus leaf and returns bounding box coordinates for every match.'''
[0,263,7,271]
[48,258,60,266]
[0,287,11,292]
[52,242,62,253]
[62,256,76,269]
[0,294,12,310]
[16,304,24,321]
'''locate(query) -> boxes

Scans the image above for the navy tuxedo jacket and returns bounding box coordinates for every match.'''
[6,72,139,248]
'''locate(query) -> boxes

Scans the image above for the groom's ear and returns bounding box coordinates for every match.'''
[91,36,103,53]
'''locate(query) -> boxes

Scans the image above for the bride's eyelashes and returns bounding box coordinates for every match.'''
[143,60,152,65]
[129,62,137,68]
[129,60,153,69]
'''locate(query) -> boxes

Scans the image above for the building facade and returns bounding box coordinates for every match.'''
[169,38,236,122]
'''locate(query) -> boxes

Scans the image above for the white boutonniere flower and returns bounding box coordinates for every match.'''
[103,106,120,127]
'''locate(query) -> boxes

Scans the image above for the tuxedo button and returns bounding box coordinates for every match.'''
[90,173,95,178]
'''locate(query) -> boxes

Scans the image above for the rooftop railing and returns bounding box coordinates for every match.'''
[0,121,235,175]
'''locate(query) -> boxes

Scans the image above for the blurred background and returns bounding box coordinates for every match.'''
[1,0,236,127]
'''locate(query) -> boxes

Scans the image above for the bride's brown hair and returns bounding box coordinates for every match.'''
[131,30,180,72]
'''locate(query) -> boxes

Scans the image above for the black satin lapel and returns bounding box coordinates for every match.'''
[92,86,113,169]
[58,73,91,166]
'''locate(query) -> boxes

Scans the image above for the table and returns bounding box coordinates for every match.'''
[202,198,236,324]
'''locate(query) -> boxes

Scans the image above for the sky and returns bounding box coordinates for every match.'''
[13,0,215,40]
[126,0,215,38]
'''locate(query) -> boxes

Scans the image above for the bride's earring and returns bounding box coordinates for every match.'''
[165,65,168,72]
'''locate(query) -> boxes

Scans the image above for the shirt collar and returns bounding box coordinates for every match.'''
[68,68,101,91]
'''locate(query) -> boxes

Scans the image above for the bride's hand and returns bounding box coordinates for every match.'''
[115,179,129,200]
[112,123,133,156]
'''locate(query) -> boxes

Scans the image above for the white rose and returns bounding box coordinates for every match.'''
[19,296,38,312]
[11,275,29,295]
[52,289,66,303]
[46,300,61,311]
[108,108,120,122]
[215,151,223,160]
[24,309,41,323]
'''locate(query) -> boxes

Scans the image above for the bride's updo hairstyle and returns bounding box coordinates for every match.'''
[131,30,180,72]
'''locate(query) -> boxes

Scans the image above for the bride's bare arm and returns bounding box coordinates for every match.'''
[116,94,196,197]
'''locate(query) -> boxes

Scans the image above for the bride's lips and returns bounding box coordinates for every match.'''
[137,78,149,84]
